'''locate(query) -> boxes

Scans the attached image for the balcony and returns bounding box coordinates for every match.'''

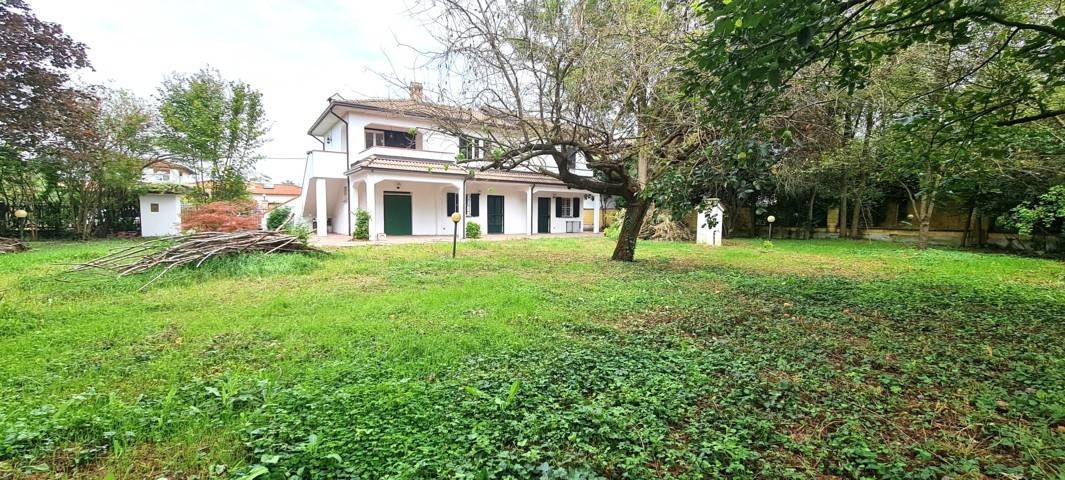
[353,146,456,163]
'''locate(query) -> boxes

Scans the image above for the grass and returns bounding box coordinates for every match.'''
[1,237,1063,479]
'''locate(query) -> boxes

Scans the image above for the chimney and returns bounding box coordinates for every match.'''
[409,82,424,102]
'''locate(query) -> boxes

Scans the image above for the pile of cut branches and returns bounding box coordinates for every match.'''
[69,231,325,290]
[0,237,29,254]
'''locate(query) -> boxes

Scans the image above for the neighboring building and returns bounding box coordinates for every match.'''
[293,83,604,238]
[138,192,182,237]
[141,161,200,186]
[249,182,302,212]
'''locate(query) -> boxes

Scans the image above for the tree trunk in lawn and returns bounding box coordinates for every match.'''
[916,197,935,250]
[839,174,849,238]
[961,202,976,247]
[806,187,817,239]
[611,200,650,261]
[850,196,861,239]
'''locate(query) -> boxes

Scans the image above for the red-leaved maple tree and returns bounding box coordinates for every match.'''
[181,200,261,232]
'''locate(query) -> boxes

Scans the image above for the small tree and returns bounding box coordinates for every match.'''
[353,209,370,240]
[156,68,267,202]
[181,200,261,232]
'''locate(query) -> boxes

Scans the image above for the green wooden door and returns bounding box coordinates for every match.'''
[487,195,504,234]
[537,197,551,233]
[383,193,412,236]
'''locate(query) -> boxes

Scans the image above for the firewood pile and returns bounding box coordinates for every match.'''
[0,237,29,254]
[68,230,325,290]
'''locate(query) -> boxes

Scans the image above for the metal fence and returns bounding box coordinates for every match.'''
[0,200,140,239]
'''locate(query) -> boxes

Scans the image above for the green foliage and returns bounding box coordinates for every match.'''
[1000,185,1065,236]
[283,222,312,245]
[156,68,267,202]
[353,209,370,240]
[2,239,1063,477]
[265,206,292,231]
[760,239,774,249]
[686,0,1064,123]
[603,210,624,239]
[465,221,481,239]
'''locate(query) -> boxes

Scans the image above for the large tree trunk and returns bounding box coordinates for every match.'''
[611,200,650,261]
[850,197,861,239]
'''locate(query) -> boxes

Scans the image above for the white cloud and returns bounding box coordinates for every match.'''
[28,0,434,183]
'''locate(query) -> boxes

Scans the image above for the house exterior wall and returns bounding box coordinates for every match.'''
[139,194,182,237]
[373,180,456,236]
[533,192,585,234]
[465,182,533,235]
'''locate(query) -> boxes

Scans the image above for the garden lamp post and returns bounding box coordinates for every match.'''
[14,209,28,242]
[767,215,776,240]
[451,212,461,258]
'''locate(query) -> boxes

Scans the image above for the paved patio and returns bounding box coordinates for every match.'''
[312,232,600,247]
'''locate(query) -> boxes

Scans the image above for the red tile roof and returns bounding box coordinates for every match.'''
[248,182,302,196]
[347,155,566,186]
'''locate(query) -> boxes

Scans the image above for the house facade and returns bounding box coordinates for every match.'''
[293,83,603,239]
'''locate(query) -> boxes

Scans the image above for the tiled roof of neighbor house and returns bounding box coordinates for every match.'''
[146,160,197,174]
[348,155,567,186]
[248,182,302,196]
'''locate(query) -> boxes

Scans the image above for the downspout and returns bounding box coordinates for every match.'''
[329,106,351,236]
[530,183,538,234]
[461,175,469,238]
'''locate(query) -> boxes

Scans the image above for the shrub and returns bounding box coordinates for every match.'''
[761,240,774,249]
[284,222,312,245]
[603,210,624,239]
[266,206,293,231]
[465,222,481,239]
[181,200,261,232]
[353,209,370,240]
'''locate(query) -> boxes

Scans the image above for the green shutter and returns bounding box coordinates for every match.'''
[554,198,562,217]
[573,197,581,218]
[470,194,480,217]
[447,192,457,215]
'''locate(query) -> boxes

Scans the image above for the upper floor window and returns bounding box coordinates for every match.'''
[365,130,384,148]
[459,136,485,160]
[365,129,416,150]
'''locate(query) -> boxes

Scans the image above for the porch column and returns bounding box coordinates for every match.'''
[366,177,378,240]
[347,176,358,236]
[593,193,601,233]
[315,177,327,237]
[527,186,534,234]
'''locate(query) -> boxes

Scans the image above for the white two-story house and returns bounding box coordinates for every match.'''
[294,83,603,239]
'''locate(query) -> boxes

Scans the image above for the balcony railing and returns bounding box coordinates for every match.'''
[353,146,456,163]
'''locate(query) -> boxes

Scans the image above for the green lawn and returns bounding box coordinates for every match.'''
[1,238,1063,479]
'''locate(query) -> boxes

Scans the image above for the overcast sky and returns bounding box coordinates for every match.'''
[29,0,435,184]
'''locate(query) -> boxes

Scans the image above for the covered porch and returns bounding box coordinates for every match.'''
[312,160,602,240]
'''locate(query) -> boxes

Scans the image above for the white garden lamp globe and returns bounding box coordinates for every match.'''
[14,209,27,219]
[767,215,776,224]
[766,215,776,240]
